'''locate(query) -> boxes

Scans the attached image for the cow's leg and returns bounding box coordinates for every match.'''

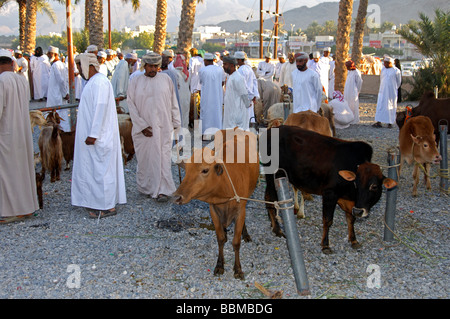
[424,163,431,190]
[242,222,251,242]
[209,205,226,276]
[412,164,419,196]
[321,191,338,254]
[338,199,361,250]
[265,174,284,237]
[232,204,246,280]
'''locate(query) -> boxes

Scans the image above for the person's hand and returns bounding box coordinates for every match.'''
[64,94,69,100]
[85,136,96,145]
[142,127,153,137]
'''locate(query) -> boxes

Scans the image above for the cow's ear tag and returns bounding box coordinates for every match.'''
[338,170,356,181]
[383,178,398,189]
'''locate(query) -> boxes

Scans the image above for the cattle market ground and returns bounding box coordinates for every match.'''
[1,98,449,300]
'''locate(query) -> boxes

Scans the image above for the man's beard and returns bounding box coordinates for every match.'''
[297,64,307,71]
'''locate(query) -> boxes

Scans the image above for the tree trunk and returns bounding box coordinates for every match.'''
[177,0,198,56]
[334,0,353,93]
[23,0,37,54]
[18,0,27,51]
[153,0,168,54]
[85,0,90,32]
[351,0,368,68]
[88,0,103,50]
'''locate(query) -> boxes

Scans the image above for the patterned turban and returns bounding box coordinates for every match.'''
[141,52,162,67]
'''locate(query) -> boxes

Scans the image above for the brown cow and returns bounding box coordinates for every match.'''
[173,128,260,280]
[283,111,333,218]
[399,115,442,196]
[396,91,450,144]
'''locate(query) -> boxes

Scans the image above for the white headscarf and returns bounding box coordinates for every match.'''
[75,53,100,80]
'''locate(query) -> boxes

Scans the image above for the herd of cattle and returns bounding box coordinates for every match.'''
[29,90,449,280]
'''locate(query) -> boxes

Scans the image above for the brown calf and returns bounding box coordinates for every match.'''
[399,115,442,196]
[173,128,260,279]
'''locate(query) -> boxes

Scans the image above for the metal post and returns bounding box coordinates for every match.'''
[275,176,310,295]
[383,148,399,241]
[273,0,279,59]
[439,122,448,194]
[66,0,76,130]
[260,0,264,59]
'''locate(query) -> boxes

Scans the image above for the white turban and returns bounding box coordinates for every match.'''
[234,51,246,60]
[265,52,273,58]
[75,53,100,80]
[48,46,59,54]
[203,52,214,60]
[162,49,174,57]
[86,45,98,53]
[141,52,162,66]
[384,56,393,63]
[97,51,107,58]
[0,49,12,59]
[313,51,320,58]
[125,53,138,60]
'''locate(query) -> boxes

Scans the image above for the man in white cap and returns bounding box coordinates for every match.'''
[291,52,323,113]
[104,49,115,80]
[0,49,39,223]
[71,53,126,218]
[222,55,250,130]
[373,56,402,128]
[279,52,297,90]
[14,50,28,80]
[111,52,137,110]
[127,52,181,202]
[97,51,108,76]
[86,45,98,55]
[198,52,224,139]
[274,54,286,85]
[307,50,330,97]
[46,46,71,131]
[256,52,274,81]
[235,51,259,124]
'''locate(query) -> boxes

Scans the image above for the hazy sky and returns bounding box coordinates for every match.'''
[0,0,336,36]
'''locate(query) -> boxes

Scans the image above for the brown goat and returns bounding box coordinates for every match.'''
[60,130,76,170]
[29,110,47,131]
[38,123,63,183]
[118,114,135,165]
[35,172,45,209]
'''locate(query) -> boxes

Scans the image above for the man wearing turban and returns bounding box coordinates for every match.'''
[373,56,402,128]
[127,53,181,202]
[71,53,126,218]
[291,52,323,113]
[344,60,363,124]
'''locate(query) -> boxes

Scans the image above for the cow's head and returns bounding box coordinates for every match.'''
[172,147,227,205]
[411,134,442,164]
[339,163,397,218]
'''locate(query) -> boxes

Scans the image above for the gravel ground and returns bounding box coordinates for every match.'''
[1,98,448,300]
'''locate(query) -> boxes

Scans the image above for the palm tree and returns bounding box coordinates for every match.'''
[87,0,103,49]
[177,0,204,56]
[351,0,368,67]
[0,0,57,53]
[153,0,167,54]
[398,9,450,95]
[334,0,353,93]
